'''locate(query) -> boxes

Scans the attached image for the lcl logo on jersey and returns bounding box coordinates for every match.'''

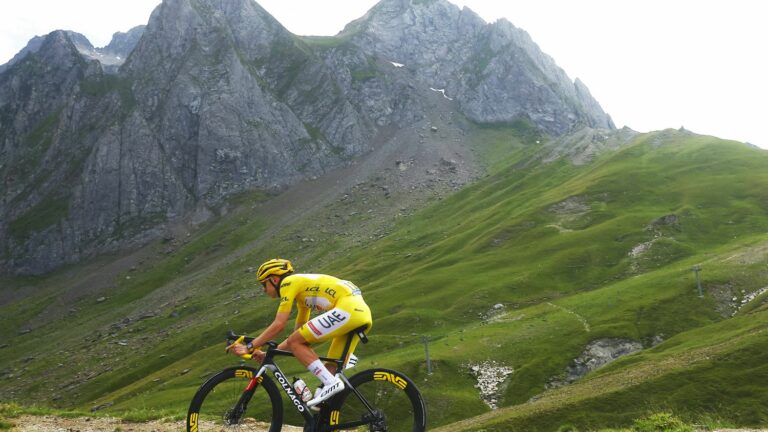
[307,309,350,336]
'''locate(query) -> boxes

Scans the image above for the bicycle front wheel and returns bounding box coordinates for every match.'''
[327,368,426,432]
[187,366,283,431]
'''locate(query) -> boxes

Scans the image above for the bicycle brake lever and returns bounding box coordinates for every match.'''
[225,335,245,353]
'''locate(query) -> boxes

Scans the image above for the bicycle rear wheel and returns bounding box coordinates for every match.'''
[187,366,283,431]
[327,368,426,432]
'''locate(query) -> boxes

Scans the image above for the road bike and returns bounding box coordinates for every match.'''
[187,325,427,431]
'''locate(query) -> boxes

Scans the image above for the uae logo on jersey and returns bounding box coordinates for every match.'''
[307,309,350,336]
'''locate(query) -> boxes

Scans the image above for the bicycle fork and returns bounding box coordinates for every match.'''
[225,375,262,425]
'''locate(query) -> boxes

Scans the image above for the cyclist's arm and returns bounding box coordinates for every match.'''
[294,305,311,331]
[251,278,300,347]
[248,311,290,349]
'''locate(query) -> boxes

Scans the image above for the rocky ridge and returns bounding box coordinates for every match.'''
[72,26,146,73]
[0,0,614,275]
[0,27,145,75]
[343,0,613,133]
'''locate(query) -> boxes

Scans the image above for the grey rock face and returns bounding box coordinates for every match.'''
[568,338,643,378]
[541,126,640,165]
[548,338,643,388]
[0,36,47,74]
[122,0,373,197]
[0,0,614,274]
[0,31,98,273]
[64,27,146,73]
[64,31,95,52]
[102,26,146,59]
[344,0,613,134]
[0,27,145,76]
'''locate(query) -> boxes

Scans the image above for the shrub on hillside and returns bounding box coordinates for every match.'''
[0,403,20,430]
[633,412,694,432]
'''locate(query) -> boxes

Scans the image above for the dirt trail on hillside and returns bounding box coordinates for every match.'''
[11,415,304,431]
[9,415,766,431]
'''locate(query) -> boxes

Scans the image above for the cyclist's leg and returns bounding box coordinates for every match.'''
[323,299,372,374]
[285,308,355,388]
[297,299,371,351]
[283,330,318,367]
[325,325,371,373]
[284,315,361,367]
[291,300,371,405]
[283,330,341,404]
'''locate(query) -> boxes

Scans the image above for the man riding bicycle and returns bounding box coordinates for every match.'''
[228,258,372,407]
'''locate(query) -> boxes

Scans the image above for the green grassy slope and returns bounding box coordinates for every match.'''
[435,305,768,431]
[1,128,767,430]
[326,130,768,428]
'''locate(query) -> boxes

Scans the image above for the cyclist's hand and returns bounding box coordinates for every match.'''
[250,349,266,363]
[228,343,250,357]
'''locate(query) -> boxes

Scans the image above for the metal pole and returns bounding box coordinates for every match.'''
[423,336,432,375]
[692,265,703,297]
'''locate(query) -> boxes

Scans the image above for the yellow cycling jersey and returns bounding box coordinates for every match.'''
[277,273,362,315]
[279,273,372,359]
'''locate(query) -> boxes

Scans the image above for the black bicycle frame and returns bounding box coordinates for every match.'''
[231,326,377,431]
[255,348,316,424]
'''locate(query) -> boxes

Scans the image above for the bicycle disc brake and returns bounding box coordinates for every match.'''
[223,405,246,425]
[364,409,387,432]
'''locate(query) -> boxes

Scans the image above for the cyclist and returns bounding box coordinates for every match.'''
[228,258,372,407]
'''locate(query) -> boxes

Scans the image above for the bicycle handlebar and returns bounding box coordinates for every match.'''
[226,331,281,360]
[224,335,252,359]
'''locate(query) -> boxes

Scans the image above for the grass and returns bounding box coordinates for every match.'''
[329,130,768,427]
[350,54,379,82]
[431,293,768,431]
[0,403,94,430]
[2,129,768,430]
[299,35,354,50]
[8,194,69,242]
[7,109,61,180]
[79,74,136,112]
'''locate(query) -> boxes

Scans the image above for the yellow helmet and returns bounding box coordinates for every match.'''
[256,258,294,282]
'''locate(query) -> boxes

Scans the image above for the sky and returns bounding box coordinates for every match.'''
[1,0,766,149]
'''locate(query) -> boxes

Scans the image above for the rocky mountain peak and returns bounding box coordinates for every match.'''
[375,0,453,18]
[0,30,92,91]
[1,0,614,275]
[1,26,146,76]
[344,0,613,133]
[344,0,479,48]
[124,0,290,79]
[63,31,95,52]
[36,30,87,65]
[0,37,45,74]
[101,26,146,59]
[61,28,147,74]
